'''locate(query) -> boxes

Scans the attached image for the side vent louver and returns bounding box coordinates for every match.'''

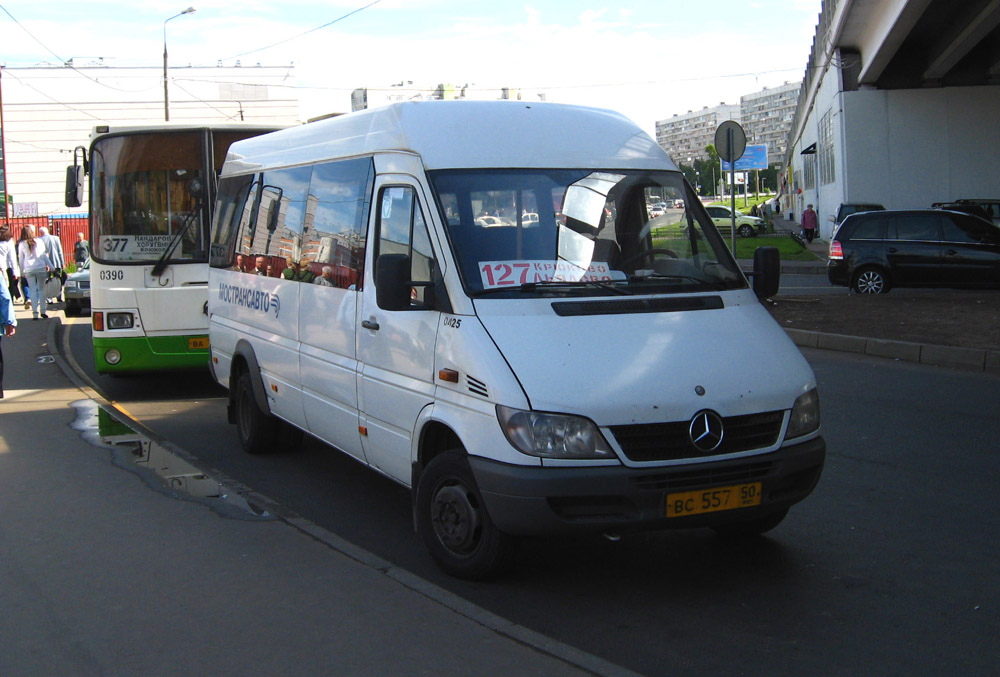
[467,375,489,398]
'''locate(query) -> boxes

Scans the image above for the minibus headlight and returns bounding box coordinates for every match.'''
[107,312,134,329]
[496,406,614,460]
[786,389,821,439]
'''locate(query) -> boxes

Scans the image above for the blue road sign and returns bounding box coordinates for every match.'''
[721,144,768,171]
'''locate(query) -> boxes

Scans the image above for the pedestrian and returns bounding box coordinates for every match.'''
[0,263,17,398]
[17,226,51,320]
[801,204,818,243]
[38,226,66,302]
[0,226,20,302]
[16,226,34,310]
[73,231,90,266]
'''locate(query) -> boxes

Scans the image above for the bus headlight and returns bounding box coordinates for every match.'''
[497,405,614,460]
[106,312,134,329]
[786,389,820,439]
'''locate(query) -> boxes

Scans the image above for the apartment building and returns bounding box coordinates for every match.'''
[740,81,800,166]
[655,103,740,164]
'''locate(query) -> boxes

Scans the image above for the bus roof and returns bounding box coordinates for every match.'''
[90,122,287,142]
[220,100,676,175]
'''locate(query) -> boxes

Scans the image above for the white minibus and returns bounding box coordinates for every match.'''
[208,101,825,579]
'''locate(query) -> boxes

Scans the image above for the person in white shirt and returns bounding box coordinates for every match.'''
[38,226,66,303]
[0,226,19,303]
[17,228,50,319]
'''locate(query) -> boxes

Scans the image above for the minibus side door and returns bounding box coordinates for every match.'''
[358,179,440,484]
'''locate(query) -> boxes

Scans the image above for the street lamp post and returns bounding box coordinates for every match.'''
[163,7,196,122]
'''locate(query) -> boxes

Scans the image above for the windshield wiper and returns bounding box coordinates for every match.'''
[628,273,727,289]
[472,279,634,297]
[152,179,204,278]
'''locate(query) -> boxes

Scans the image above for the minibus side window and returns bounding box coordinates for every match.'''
[302,157,374,290]
[377,186,436,308]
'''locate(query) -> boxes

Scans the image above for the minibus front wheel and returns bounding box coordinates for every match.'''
[416,452,513,580]
[235,371,280,454]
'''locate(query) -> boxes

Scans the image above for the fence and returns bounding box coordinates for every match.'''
[3,216,89,265]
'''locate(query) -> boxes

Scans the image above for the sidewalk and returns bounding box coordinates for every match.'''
[0,306,627,675]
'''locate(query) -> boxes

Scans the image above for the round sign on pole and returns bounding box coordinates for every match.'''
[715,120,747,163]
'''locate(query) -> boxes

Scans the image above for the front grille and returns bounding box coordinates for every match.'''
[632,460,777,492]
[610,411,784,462]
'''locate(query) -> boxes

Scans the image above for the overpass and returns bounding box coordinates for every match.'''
[786,0,1000,237]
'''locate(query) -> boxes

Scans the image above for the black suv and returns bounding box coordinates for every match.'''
[828,209,1000,294]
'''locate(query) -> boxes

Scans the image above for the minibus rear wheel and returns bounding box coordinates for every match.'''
[235,371,280,454]
[416,452,513,580]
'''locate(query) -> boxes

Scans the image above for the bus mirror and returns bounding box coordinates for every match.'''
[65,165,84,208]
[65,145,88,208]
[752,246,780,299]
[188,178,205,201]
[375,253,412,311]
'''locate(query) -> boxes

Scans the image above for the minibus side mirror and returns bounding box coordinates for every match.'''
[375,253,412,311]
[752,246,780,299]
[65,165,84,208]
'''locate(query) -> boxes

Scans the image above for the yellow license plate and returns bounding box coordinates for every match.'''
[188,337,210,350]
[666,482,762,517]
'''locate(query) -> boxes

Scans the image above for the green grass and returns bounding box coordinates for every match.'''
[734,236,819,261]
[649,216,819,261]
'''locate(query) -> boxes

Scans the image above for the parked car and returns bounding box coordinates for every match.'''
[704,205,764,237]
[828,209,1000,294]
[63,259,91,316]
[830,203,885,228]
[931,199,1000,225]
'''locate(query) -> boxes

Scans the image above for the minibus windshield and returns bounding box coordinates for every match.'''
[429,169,746,297]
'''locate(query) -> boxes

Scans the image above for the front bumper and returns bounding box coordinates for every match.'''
[470,436,825,535]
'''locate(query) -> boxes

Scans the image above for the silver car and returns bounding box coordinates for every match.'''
[63,260,91,316]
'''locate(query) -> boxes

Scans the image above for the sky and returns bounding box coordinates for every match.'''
[1,0,823,135]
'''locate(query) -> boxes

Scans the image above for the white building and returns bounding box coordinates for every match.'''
[351,81,545,112]
[654,103,741,164]
[785,0,1000,240]
[0,62,300,216]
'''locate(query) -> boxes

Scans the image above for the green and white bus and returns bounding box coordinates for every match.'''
[67,123,282,373]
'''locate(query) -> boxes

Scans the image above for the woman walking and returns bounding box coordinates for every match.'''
[17,226,50,320]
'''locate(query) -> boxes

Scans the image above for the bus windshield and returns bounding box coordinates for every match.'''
[90,131,207,264]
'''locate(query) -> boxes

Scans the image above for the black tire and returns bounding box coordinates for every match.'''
[234,371,280,454]
[738,224,756,238]
[415,452,513,580]
[852,266,890,294]
[713,508,789,538]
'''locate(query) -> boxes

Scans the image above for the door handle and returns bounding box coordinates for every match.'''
[362,319,380,331]
[887,247,898,253]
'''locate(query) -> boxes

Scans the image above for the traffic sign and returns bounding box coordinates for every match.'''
[714,121,747,163]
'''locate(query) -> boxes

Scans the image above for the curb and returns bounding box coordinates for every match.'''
[785,328,1000,374]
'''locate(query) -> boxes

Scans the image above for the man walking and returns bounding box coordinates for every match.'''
[38,226,66,303]
[74,232,90,266]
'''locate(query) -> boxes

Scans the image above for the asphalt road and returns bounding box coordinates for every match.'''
[65,318,1000,676]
